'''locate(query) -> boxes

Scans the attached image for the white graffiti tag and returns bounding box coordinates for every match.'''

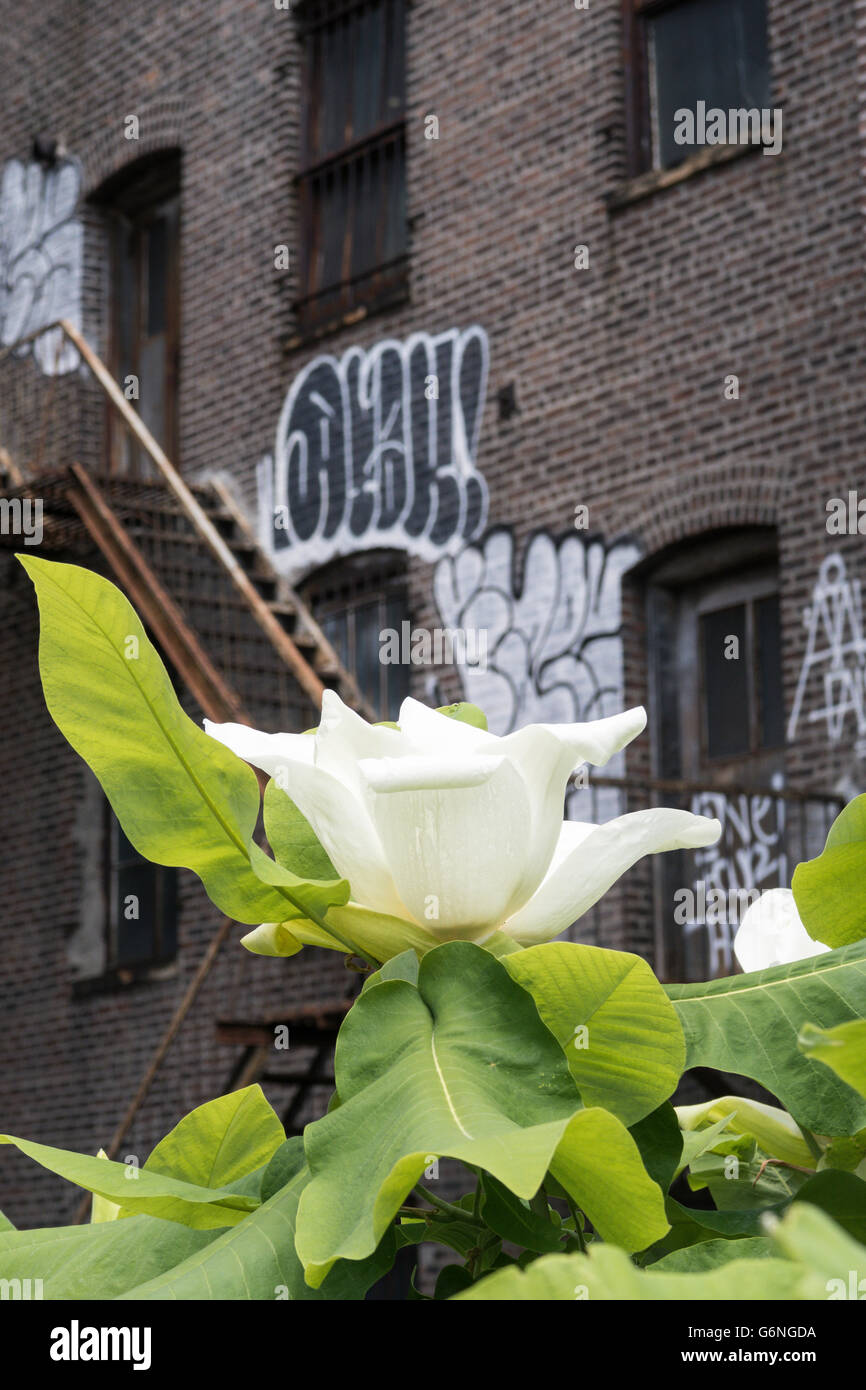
[433,529,641,818]
[787,554,866,748]
[688,783,787,975]
[257,326,489,580]
[0,159,82,375]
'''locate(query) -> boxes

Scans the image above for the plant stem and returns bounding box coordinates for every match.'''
[414,1183,484,1226]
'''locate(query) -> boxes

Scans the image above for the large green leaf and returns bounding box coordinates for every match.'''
[296,943,668,1286]
[455,1247,815,1300]
[505,943,685,1125]
[0,1214,216,1300]
[120,1165,395,1300]
[666,941,866,1135]
[798,1020,866,1098]
[142,1086,285,1193]
[0,1135,258,1230]
[19,557,347,926]
[792,795,866,948]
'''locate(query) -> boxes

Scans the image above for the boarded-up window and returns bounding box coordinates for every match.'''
[296,0,407,333]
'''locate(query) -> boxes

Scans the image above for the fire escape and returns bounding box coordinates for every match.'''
[0,318,376,1187]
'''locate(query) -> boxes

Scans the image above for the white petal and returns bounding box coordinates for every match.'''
[503,808,722,945]
[733,889,831,973]
[204,715,408,920]
[493,708,649,914]
[315,689,408,795]
[397,696,495,753]
[204,719,315,774]
[527,706,648,770]
[359,753,504,794]
[362,755,532,939]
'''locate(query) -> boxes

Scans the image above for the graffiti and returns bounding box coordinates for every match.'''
[433,528,641,817]
[686,781,787,975]
[257,325,489,580]
[787,553,866,749]
[0,159,82,374]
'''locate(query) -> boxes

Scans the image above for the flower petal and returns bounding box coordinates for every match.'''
[203,719,315,774]
[733,888,831,973]
[503,808,722,945]
[397,696,495,753]
[493,707,649,913]
[315,690,408,799]
[361,754,532,939]
[204,716,408,919]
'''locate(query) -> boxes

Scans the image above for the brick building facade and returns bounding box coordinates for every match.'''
[1,0,865,1237]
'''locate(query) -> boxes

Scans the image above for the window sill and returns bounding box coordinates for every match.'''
[72,959,178,998]
[286,265,410,351]
[607,140,768,213]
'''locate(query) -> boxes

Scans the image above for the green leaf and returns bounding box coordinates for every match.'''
[770,1200,866,1292]
[436,702,488,730]
[792,795,866,948]
[296,942,668,1286]
[260,1137,307,1203]
[143,1087,285,1194]
[454,1247,814,1301]
[505,942,685,1125]
[0,1214,217,1299]
[480,1174,566,1254]
[629,1104,682,1192]
[792,1171,866,1244]
[263,778,336,881]
[666,940,866,1135]
[799,1020,866,1097]
[19,556,348,926]
[0,1135,259,1230]
[120,1165,395,1300]
[434,1264,475,1299]
[0,1210,14,1233]
[650,1238,776,1273]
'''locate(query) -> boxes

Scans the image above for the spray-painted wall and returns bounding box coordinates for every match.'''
[0,158,82,375]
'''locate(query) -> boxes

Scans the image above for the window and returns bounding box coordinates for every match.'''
[105,807,177,971]
[652,556,783,782]
[624,0,771,174]
[99,152,181,475]
[302,551,410,719]
[296,0,407,334]
[646,532,787,980]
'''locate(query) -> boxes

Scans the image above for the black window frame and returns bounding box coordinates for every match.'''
[623,0,771,177]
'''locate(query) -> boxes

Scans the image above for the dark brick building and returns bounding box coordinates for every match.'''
[1,0,864,1235]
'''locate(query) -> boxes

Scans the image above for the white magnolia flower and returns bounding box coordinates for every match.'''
[733,888,831,973]
[205,692,720,949]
